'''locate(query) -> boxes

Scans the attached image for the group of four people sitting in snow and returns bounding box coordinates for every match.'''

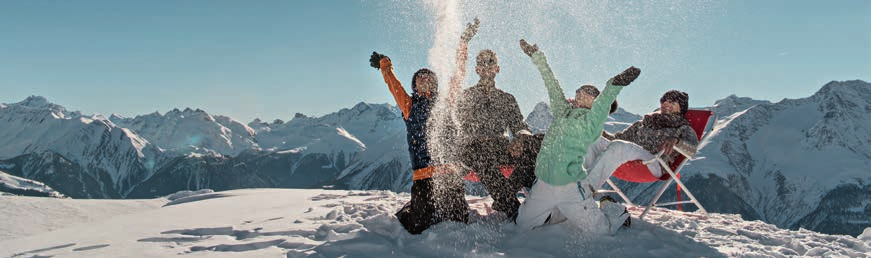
[369,18,698,235]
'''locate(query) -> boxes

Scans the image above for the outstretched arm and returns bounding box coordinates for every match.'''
[583,67,641,134]
[447,18,479,109]
[370,52,412,119]
[519,39,569,116]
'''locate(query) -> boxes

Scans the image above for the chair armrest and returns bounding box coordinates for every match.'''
[672,144,697,159]
[642,151,665,165]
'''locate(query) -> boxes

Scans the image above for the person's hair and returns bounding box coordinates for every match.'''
[411,68,438,96]
[575,84,618,113]
[476,50,498,68]
[660,90,689,115]
[576,85,600,97]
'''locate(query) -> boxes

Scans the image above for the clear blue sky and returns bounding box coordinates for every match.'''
[1,0,868,123]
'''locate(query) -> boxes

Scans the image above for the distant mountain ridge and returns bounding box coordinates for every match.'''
[0,97,411,199]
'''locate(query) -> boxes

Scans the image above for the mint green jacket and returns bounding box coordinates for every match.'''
[529,52,623,186]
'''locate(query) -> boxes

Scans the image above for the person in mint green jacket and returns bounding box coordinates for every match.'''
[515,39,641,235]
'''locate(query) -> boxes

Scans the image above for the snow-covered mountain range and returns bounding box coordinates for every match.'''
[0,97,412,199]
[0,80,868,237]
[677,80,871,237]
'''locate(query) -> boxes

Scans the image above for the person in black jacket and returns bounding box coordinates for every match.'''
[370,19,480,235]
[458,49,531,220]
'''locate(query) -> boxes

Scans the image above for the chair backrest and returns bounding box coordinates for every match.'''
[685,110,713,143]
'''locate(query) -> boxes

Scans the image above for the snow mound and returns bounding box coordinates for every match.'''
[0,170,66,198]
[163,189,215,201]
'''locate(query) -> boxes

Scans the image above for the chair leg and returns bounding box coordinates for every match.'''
[667,173,707,214]
[658,158,707,214]
[640,177,674,220]
[640,158,708,220]
[606,179,635,207]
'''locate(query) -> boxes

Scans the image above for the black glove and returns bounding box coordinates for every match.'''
[369,51,387,70]
[610,66,641,86]
[519,39,539,57]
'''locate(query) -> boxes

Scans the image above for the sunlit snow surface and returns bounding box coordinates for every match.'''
[1,189,868,257]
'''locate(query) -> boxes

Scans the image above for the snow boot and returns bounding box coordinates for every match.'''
[599,196,630,234]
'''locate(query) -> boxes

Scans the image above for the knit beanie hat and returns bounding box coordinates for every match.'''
[660,90,688,115]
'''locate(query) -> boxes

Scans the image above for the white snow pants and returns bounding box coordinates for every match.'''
[584,140,661,190]
[516,181,611,234]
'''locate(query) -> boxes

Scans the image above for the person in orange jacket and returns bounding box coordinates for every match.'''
[369,18,480,234]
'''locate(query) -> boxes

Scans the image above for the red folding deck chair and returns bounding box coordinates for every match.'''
[597,109,713,220]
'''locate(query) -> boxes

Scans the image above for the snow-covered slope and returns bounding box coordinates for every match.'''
[0,189,868,257]
[0,170,65,198]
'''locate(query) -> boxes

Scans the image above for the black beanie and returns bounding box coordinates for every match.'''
[660,90,688,115]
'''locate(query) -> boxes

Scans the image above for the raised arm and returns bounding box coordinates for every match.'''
[583,67,641,132]
[370,52,412,119]
[519,39,569,116]
[446,18,479,109]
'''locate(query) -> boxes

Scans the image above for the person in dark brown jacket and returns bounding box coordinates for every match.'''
[458,49,530,220]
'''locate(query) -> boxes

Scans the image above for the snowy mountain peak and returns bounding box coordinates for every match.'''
[17,95,54,109]
[525,102,553,134]
[109,113,126,121]
[815,80,870,97]
[811,80,870,113]
[4,96,70,119]
[800,80,871,155]
[110,107,258,156]
[711,94,772,118]
[351,102,372,112]
[532,101,549,113]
